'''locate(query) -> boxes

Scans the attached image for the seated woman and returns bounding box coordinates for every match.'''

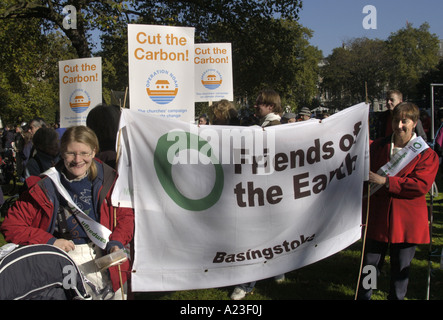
[1,126,134,300]
[358,102,439,300]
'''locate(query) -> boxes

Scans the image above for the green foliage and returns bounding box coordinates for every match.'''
[98,25,129,104]
[321,23,441,108]
[202,16,321,108]
[1,0,312,122]
[387,23,440,99]
[417,60,443,108]
[0,16,76,125]
[321,38,390,108]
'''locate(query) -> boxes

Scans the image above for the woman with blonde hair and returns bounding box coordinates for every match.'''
[1,125,134,300]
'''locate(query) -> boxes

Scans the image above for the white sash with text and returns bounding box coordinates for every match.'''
[44,167,112,249]
[370,136,429,196]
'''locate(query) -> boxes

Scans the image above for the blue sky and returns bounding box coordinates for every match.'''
[298,0,443,57]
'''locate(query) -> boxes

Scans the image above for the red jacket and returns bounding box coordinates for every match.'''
[365,136,438,244]
[1,160,134,292]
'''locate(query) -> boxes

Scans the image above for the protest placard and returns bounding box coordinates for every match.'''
[128,24,195,122]
[194,43,233,102]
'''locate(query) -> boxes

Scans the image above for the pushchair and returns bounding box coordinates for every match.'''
[0,244,91,300]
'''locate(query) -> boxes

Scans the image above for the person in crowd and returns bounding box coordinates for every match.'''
[298,107,311,121]
[208,99,240,126]
[21,124,33,170]
[28,117,48,138]
[1,125,134,300]
[357,102,439,300]
[230,89,285,300]
[1,124,15,158]
[24,127,61,178]
[433,108,443,152]
[281,112,296,124]
[198,114,209,125]
[14,124,27,181]
[431,108,443,182]
[238,105,259,126]
[420,109,432,141]
[0,183,3,207]
[1,124,16,187]
[86,104,121,169]
[371,90,427,141]
[254,89,282,127]
[26,117,49,162]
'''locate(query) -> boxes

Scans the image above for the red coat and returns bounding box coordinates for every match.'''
[365,136,438,244]
[1,160,134,292]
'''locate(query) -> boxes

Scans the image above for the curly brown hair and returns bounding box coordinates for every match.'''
[208,99,238,125]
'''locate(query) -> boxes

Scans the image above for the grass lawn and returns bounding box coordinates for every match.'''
[1,181,443,300]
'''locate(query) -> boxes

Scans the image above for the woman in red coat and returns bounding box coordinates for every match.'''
[358,102,438,300]
[1,126,134,299]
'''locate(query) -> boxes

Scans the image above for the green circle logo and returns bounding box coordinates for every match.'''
[154,132,224,211]
[413,142,422,149]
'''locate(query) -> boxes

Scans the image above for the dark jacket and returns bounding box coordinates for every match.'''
[25,150,60,178]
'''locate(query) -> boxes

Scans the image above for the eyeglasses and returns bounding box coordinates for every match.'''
[64,152,93,160]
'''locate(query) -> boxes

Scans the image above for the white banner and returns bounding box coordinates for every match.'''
[113,102,370,291]
[59,57,102,128]
[128,24,195,122]
[194,43,233,102]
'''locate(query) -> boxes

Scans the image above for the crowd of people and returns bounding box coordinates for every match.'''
[198,101,329,127]
[0,118,55,205]
[0,88,441,300]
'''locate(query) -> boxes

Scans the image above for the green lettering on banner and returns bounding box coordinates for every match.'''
[154,132,224,211]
